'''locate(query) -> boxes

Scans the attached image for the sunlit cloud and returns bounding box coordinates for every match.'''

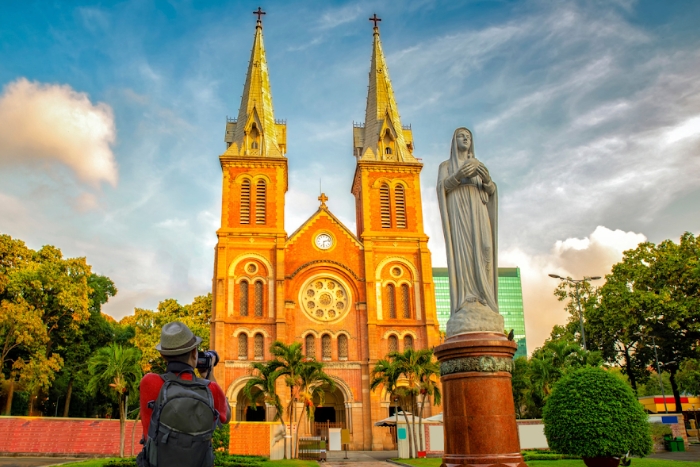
[0,78,118,186]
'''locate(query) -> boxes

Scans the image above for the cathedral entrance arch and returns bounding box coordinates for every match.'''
[227,376,268,422]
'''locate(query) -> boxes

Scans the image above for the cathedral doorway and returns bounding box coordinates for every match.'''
[311,384,347,439]
[236,387,266,422]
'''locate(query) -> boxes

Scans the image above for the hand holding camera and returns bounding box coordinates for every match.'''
[196,350,220,379]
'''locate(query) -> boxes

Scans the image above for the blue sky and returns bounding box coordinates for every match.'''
[1,0,699,351]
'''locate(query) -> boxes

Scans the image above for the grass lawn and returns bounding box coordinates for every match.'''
[396,458,700,467]
[57,458,319,467]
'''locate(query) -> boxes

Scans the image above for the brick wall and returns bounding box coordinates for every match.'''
[229,422,272,457]
[0,416,143,457]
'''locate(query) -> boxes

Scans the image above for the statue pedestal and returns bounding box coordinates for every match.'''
[434,332,526,467]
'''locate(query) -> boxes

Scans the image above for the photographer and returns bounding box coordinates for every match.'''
[138,321,231,467]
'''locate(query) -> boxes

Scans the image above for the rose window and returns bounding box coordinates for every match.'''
[301,277,350,322]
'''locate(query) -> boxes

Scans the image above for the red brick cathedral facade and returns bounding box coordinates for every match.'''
[211,16,441,450]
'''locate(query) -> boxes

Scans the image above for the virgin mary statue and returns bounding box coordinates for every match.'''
[437,127,504,336]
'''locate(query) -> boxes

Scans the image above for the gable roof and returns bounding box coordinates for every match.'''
[286,207,363,249]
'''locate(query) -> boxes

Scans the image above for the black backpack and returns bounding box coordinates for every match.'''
[138,371,220,467]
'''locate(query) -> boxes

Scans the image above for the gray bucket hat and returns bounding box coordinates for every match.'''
[155,321,203,356]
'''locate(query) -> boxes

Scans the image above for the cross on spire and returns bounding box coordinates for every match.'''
[318,193,328,208]
[369,13,381,28]
[253,7,266,22]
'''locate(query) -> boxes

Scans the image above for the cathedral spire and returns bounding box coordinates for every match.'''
[356,15,415,163]
[224,8,286,158]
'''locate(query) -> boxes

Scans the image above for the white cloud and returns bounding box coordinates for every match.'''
[500,226,647,354]
[0,78,118,186]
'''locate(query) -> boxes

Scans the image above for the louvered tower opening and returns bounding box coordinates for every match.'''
[380,183,391,228]
[256,180,266,224]
[240,179,251,224]
[395,184,406,229]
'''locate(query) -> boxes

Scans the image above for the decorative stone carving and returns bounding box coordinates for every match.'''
[440,355,514,376]
[437,127,504,336]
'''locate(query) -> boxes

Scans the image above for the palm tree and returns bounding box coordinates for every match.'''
[292,360,335,458]
[390,348,437,457]
[416,353,441,452]
[371,357,414,456]
[269,341,305,458]
[87,343,142,457]
[243,360,287,458]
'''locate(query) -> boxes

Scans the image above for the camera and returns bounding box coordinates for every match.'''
[196,350,220,372]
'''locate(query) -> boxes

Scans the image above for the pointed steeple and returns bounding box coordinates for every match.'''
[355,16,415,163]
[224,9,286,158]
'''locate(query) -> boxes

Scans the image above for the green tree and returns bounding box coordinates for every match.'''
[126,294,212,373]
[87,344,142,457]
[511,356,529,419]
[677,359,700,397]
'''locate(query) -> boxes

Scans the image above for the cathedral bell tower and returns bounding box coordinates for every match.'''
[352,16,441,365]
[211,9,288,374]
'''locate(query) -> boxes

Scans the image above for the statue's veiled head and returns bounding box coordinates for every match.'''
[450,127,475,171]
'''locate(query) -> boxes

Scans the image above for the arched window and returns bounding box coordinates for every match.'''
[238,334,248,359]
[251,141,259,149]
[240,179,251,224]
[395,184,406,229]
[322,334,331,360]
[255,180,266,225]
[385,147,392,155]
[387,283,397,319]
[379,183,391,228]
[388,335,398,353]
[338,334,348,360]
[305,334,316,358]
[254,281,263,317]
[401,283,411,319]
[250,124,260,151]
[404,335,414,351]
[254,333,264,360]
[239,281,249,317]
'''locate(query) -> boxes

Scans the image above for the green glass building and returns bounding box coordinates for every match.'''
[432,267,527,358]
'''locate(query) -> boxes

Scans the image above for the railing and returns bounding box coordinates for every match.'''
[402,124,412,130]
[226,116,237,123]
[275,119,287,125]
[353,121,365,128]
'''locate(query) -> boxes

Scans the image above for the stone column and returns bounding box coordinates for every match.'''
[434,332,526,467]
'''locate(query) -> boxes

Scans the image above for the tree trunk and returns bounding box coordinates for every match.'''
[279,418,288,461]
[402,410,414,458]
[410,396,418,456]
[669,370,683,415]
[63,378,73,417]
[131,411,141,457]
[294,402,306,459]
[4,379,14,415]
[119,395,126,458]
[623,346,637,393]
[419,393,427,452]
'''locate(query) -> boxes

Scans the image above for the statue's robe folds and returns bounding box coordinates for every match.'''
[437,129,501,335]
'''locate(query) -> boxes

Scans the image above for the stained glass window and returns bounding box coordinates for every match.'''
[240,281,249,317]
[401,284,411,319]
[388,335,398,353]
[338,334,348,360]
[322,334,331,360]
[306,335,316,358]
[238,334,248,359]
[254,333,264,359]
[387,284,396,319]
[254,281,263,317]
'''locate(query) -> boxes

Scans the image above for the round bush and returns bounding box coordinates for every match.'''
[542,367,652,458]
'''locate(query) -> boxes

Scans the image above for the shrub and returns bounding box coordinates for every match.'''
[542,367,652,458]
[105,459,136,467]
[213,423,231,452]
[649,422,672,440]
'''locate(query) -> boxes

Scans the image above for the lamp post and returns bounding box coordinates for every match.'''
[548,274,601,351]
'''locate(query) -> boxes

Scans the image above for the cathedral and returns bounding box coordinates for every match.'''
[210,13,441,450]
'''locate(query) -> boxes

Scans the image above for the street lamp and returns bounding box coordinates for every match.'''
[548,274,602,351]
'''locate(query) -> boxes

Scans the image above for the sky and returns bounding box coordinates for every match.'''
[1,0,699,353]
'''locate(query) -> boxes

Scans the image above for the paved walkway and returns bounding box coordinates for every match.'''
[0,458,81,467]
[648,443,700,462]
[325,450,397,463]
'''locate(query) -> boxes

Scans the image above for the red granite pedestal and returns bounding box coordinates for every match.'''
[434,332,527,467]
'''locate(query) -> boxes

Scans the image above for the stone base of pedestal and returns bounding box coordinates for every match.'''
[435,332,527,467]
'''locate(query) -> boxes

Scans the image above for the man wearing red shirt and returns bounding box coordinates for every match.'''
[139,321,231,463]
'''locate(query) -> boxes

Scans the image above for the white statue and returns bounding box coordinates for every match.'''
[437,127,504,336]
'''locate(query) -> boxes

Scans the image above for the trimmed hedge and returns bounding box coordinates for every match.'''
[542,367,652,458]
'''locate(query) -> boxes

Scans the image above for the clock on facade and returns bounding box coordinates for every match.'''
[315,233,333,250]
